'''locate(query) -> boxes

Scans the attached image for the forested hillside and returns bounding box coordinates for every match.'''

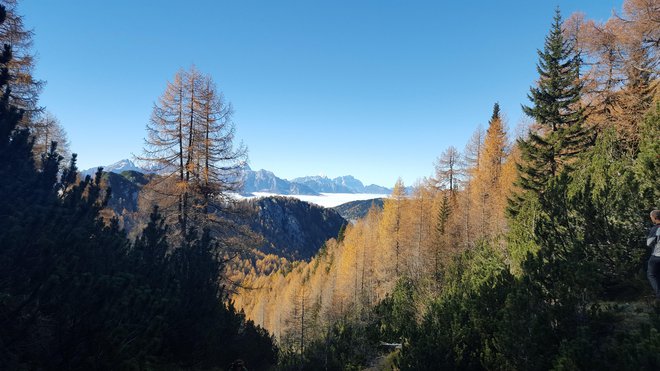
[245,196,346,260]
[235,2,660,370]
[0,3,277,369]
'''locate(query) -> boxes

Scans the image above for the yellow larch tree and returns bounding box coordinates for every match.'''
[472,103,509,240]
[565,0,658,151]
[461,126,485,249]
[434,146,463,201]
[408,181,436,280]
[380,178,407,280]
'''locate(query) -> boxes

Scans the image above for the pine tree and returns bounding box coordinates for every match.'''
[634,102,659,203]
[132,206,169,272]
[514,8,592,209]
[508,9,589,269]
[433,193,451,279]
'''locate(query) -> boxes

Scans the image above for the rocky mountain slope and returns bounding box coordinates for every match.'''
[244,196,346,260]
[97,170,346,260]
[241,168,319,195]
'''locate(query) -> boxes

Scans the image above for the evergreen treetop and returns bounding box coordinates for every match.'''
[523,8,584,132]
[491,102,501,123]
[515,8,593,199]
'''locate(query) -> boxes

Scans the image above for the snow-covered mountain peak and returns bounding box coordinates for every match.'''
[105,159,141,172]
[81,158,146,177]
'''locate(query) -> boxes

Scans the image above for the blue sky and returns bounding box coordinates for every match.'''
[21,0,620,188]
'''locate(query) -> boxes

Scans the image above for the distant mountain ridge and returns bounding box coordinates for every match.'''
[84,159,393,195]
[292,175,353,193]
[291,175,391,194]
[333,198,385,222]
[81,159,146,177]
[240,167,320,196]
[245,170,392,195]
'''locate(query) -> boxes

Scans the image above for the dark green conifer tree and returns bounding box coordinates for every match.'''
[513,8,592,206]
[634,102,659,203]
[433,193,451,279]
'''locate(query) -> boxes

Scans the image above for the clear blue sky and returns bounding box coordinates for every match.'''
[21,0,620,188]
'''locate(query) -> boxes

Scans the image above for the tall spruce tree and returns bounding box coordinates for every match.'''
[515,9,592,201]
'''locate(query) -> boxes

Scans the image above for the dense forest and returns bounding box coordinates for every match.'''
[0,0,658,370]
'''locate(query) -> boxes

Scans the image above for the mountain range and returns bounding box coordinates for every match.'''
[82,159,393,196]
[291,175,391,194]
